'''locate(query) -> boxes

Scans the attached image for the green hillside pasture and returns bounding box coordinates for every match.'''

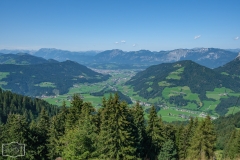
[120,85,148,102]
[158,107,199,122]
[43,95,71,106]
[145,81,153,85]
[0,81,7,88]
[147,97,162,104]
[4,59,16,64]
[200,100,220,111]
[225,106,240,116]
[182,102,198,110]
[147,87,153,92]
[221,72,229,76]
[68,84,103,94]
[44,93,104,108]
[162,86,201,102]
[0,72,10,88]
[81,93,103,108]
[0,72,10,80]
[166,67,184,80]
[35,82,56,88]
[199,100,220,116]
[206,87,235,100]
[158,81,172,86]
[181,86,201,102]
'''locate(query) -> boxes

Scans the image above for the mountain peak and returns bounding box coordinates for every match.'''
[236,52,240,60]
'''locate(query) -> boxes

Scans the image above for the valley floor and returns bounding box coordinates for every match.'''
[40,69,237,122]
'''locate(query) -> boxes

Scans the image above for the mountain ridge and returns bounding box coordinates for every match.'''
[1,47,239,69]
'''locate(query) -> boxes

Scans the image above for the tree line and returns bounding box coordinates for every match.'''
[1,92,238,160]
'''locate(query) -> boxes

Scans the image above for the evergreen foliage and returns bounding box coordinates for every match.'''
[145,106,165,159]
[3,89,238,159]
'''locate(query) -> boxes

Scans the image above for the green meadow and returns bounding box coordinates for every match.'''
[166,67,184,80]
[0,72,10,80]
[35,82,56,88]
[206,87,236,100]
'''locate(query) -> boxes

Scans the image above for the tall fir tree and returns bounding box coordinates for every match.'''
[177,117,195,160]
[47,101,68,159]
[60,107,97,159]
[145,106,165,160]
[187,116,216,160]
[1,114,29,159]
[65,94,83,130]
[131,101,147,159]
[224,130,240,159]
[97,93,136,159]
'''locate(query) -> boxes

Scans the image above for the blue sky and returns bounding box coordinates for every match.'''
[0,0,239,51]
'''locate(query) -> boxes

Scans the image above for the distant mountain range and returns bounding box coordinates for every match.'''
[0,48,239,69]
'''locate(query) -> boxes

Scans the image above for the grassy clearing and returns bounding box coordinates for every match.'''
[166,67,184,80]
[44,95,71,106]
[158,107,199,122]
[0,81,7,86]
[145,82,153,85]
[225,106,240,116]
[158,81,172,86]
[0,72,10,80]
[35,82,56,88]
[206,87,234,100]
[199,100,220,116]
[183,102,198,110]
[162,86,200,103]
[221,72,229,76]
[147,87,153,92]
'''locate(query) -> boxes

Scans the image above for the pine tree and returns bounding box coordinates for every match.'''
[65,94,83,129]
[97,93,136,159]
[60,109,97,159]
[1,114,28,144]
[177,117,195,159]
[187,116,216,160]
[145,106,165,160]
[1,114,28,159]
[131,101,147,159]
[27,108,50,159]
[224,130,240,159]
[47,101,68,159]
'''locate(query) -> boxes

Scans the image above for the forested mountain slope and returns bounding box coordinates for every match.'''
[214,54,240,76]
[0,60,110,96]
[0,53,52,65]
[126,60,240,115]
[0,88,59,124]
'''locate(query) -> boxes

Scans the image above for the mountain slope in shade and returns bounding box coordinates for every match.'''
[214,53,240,76]
[0,53,51,65]
[0,60,110,96]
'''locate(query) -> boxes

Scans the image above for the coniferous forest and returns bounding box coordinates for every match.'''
[0,89,240,160]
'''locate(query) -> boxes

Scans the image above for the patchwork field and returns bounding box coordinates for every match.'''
[41,69,239,122]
